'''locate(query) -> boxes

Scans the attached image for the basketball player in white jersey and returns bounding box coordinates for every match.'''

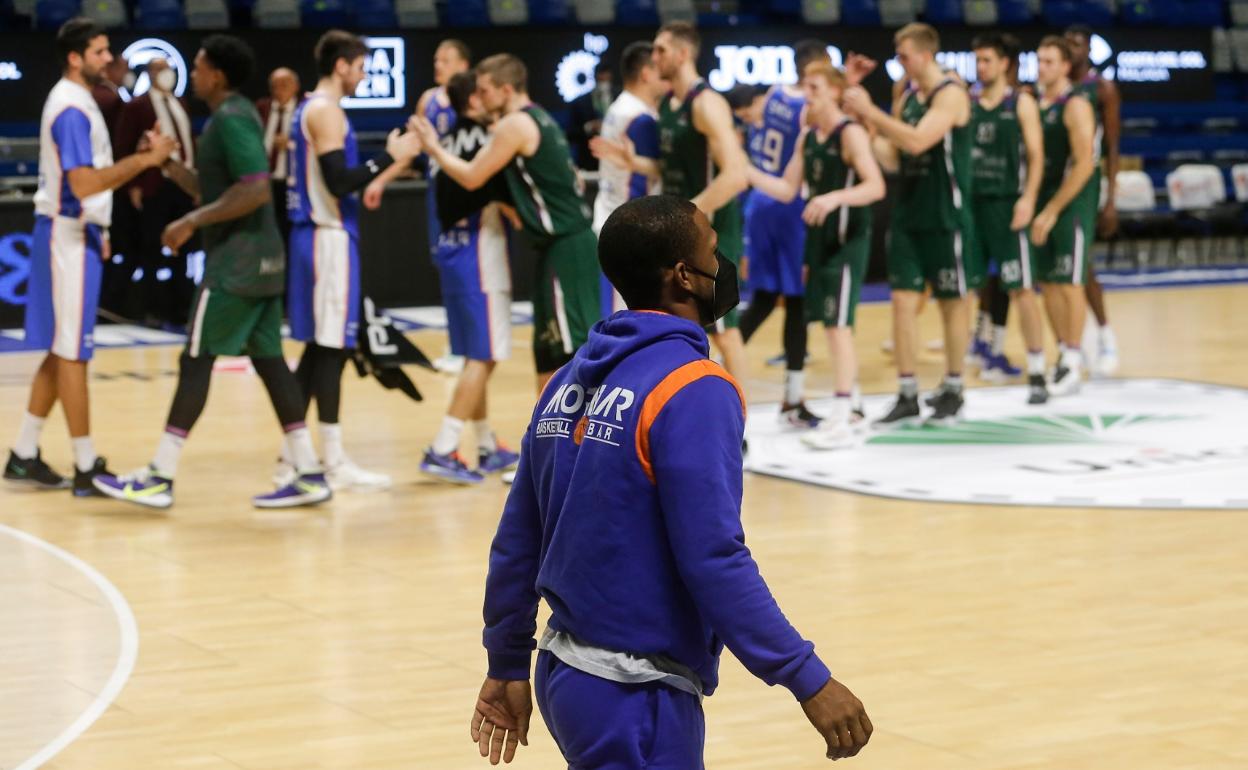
[591,41,665,316]
[5,18,175,496]
[283,30,422,490]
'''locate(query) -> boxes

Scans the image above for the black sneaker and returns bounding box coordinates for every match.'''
[926,388,964,425]
[73,457,113,498]
[1049,363,1081,397]
[874,394,921,427]
[1027,374,1049,405]
[779,402,823,430]
[4,450,71,490]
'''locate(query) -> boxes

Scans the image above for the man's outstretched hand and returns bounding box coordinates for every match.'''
[471,677,532,765]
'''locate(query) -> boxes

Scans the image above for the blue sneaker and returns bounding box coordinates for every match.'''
[252,472,332,509]
[93,466,174,509]
[420,449,484,485]
[981,353,1022,382]
[478,444,520,474]
[965,338,991,369]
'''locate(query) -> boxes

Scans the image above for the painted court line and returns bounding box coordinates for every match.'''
[0,524,139,770]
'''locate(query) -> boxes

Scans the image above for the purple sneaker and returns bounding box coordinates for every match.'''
[421,449,484,485]
[252,472,332,509]
[981,353,1022,382]
[93,466,174,509]
[478,444,520,474]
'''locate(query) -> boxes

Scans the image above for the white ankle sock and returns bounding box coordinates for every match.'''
[1027,351,1046,376]
[286,427,320,474]
[14,412,45,460]
[990,325,1007,356]
[472,420,497,453]
[72,436,96,473]
[152,430,186,478]
[320,423,345,467]
[1060,348,1083,372]
[432,416,465,456]
[1099,325,1118,352]
[784,371,805,405]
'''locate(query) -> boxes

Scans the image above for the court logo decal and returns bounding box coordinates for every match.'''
[744,378,1248,509]
[119,38,188,101]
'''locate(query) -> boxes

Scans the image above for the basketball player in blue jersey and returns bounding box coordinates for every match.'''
[592,41,664,317]
[420,71,520,485]
[283,30,422,491]
[5,18,176,496]
[738,40,830,430]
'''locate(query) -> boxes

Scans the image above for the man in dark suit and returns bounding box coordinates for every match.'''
[113,57,197,326]
[566,62,613,171]
[256,67,301,248]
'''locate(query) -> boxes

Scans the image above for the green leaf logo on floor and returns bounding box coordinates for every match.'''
[868,414,1191,445]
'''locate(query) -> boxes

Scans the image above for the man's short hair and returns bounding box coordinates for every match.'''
[1039,35,1073,62]
[476,53,528,93]
[1064,24,1093,41]
[201,34,255,90]
[620,41,654,84]
[599,196,702,310]
[659,21,701,56]
[804,61,847,91]
[794,39,830,73]
[56,17,104,69]
[446,71,476,116]
[971,31,1011,59]
[439,38,472,64]
[894,22,940,54]
[725,84,764,112]
[315,30,368,78]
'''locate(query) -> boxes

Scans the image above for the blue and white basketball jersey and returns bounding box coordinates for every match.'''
[34,78,113,225]
[434,118,510,297]
[592,90,660,234]
[425,86,457,140]
[288,93,359,235]
[748,85,806,178]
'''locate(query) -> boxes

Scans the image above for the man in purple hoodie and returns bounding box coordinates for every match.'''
[473,194,872,767]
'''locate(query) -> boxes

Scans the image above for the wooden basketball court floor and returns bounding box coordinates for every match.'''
[2,283,1247,770]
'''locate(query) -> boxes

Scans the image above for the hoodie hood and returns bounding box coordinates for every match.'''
[568,310,709,390]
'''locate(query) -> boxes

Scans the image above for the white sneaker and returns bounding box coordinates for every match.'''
[433,354,465,376]
[501,469,516,485]
[1096,349,1120,377]
[272,458,297,488]
[801,424,857,451]
[1048,364,1082,397]
[326,459,392,491]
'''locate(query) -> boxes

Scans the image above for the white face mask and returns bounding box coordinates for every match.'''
[154,68,176,93]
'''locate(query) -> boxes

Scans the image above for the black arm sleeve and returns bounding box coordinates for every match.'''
[318,150,395,199]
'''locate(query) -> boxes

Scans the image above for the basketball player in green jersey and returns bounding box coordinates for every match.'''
[746,62,884,449]
[969,32,1048,404]
[843,23,980,425]
[1030,36,1098,397]
[592,22,750,384]
[1066,24,1122,375]
[414,54,601,394]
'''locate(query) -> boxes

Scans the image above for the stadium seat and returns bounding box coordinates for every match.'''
[878,0,915,24]
[1181,0,1223,26]
[1168,164,1227,210]
[1116,170,1157,212]
[488,0,529,23]
[994,0,1030,22]
[801,0,840,22]
[1231,28,1248,72]
[300,0,349,26]
[841,0,879,24]
[924,0,960,22]
[1213,27,1233,74]
[963,0,997,24]
[348,0,396,24]
[80,0,126,26]
[616,0,660,23]
[135,0,185,27]
[1232,0,1248,25]
[35,0,80,28]
[253,0,299,27]
[573,0,614,22]
[186,0,229,26]
[1119,0,1178,24]
[656,0,694,20]
[526,0,568,21]
[395,0,436,25]
[1041,0,1113,27]
[441,0,488,24]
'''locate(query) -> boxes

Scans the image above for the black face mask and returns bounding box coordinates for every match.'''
[683,250,740,328]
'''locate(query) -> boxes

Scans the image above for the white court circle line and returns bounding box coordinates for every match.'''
[0,523,139,770]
